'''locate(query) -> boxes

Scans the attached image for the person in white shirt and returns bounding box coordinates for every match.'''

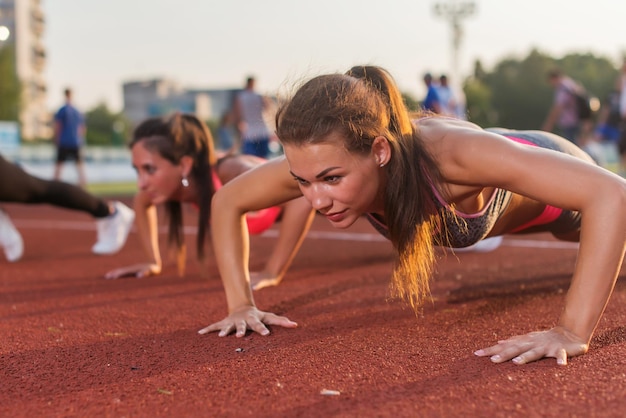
[232,76,274,158]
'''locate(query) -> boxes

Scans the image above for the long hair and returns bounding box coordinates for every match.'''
[130,113,217,270]
[276,65,443,311]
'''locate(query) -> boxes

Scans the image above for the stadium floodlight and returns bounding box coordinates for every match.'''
[432,1,476,89]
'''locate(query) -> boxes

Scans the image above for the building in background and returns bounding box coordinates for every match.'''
[0,0,50,140]
[122,79,182,126]
[122,78,240,128]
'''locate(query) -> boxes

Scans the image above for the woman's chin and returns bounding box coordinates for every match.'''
[149,195,167,205]
[326,215,358,229]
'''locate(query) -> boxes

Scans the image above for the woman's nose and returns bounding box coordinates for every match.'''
[136,173,148,190]
[306,185,332,212]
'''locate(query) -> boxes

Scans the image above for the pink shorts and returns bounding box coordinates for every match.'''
[212,169,282,235]
[506,136,564,233]
[246,206,282,235]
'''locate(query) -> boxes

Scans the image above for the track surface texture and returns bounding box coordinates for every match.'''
[1,199,625,417]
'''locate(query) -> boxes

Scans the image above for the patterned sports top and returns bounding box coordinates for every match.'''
[365,129,582,248]
[365,186,512,248]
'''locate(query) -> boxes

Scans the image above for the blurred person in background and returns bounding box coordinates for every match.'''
[588,89,622,168]
[594,90,622,143]
[421,72,442,114]
[435,74,457,117]
[542,68,592,145]
[53,88,88,187]
[232,76,274,159]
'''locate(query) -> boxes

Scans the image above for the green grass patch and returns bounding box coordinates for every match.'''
[86,181,137,197]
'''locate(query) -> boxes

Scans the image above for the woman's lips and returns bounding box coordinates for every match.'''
[324,210,346,223]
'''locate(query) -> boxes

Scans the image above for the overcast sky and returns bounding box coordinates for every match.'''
[43,0,626,112]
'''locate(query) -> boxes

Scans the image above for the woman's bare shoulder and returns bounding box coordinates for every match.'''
[415,117,484,157]
[217,154,266,183]
[415,116,482,135]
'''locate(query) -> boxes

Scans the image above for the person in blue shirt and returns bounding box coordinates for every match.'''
[421,72,442,114]
[53,88,87,187]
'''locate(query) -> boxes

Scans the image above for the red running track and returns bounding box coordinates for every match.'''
[0,200,625,417]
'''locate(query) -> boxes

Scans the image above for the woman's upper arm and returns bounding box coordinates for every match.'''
[440,127,620,212]
[213,156,303,213]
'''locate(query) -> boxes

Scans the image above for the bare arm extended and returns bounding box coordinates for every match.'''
[104,191,162,279]
[431,122,626,365]
[198,156,305,337]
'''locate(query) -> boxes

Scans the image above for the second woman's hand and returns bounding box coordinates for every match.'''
[104,263,161,280]
[197,305,298,337]
[250,271,283,290]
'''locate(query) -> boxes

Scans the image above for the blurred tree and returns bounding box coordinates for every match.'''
[481,49,553,129]
[463,49,619,129]
[0,44,21,121]
[463,69,495,127]
[205,118,219,141]
[401,92,420,112]
[84,103,131,146]
[558,52,617,97]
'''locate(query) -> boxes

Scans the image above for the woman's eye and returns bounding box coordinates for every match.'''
[292,176,308,185]
[324,176,340,183]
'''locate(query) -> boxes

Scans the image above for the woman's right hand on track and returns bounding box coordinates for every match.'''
[197,306,298,337]
[250,271,283,290]
[104,263,161,279]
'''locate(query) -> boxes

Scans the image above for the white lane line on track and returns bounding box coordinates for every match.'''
[500,238,578,249]
[12,219,578,250]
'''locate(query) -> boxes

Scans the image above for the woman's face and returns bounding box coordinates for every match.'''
[131,140,185,204]
[283,133,385,229]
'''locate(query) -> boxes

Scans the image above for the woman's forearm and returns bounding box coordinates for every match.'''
[211,157,306,311]
[211,189,256,313]
[558,184,626,341]
[262,198,315,279]
[133,194,162,268]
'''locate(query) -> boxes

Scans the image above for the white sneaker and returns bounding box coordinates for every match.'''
[453,236,503,253]
[92,201,135,255]
[0,209,24,262]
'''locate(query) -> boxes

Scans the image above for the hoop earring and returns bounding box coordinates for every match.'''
[181,176,189,187]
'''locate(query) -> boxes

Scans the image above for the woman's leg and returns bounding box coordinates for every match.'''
[0,155,110,217]
[0,155,135,255]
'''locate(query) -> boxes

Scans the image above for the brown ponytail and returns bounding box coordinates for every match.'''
[277,65,443,311]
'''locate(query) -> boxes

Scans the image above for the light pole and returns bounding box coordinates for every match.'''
[432,1,476,91]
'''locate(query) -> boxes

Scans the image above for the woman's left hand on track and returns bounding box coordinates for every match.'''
[197,306,298,337]
[473,326,588,365]
[104,262,162,279]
